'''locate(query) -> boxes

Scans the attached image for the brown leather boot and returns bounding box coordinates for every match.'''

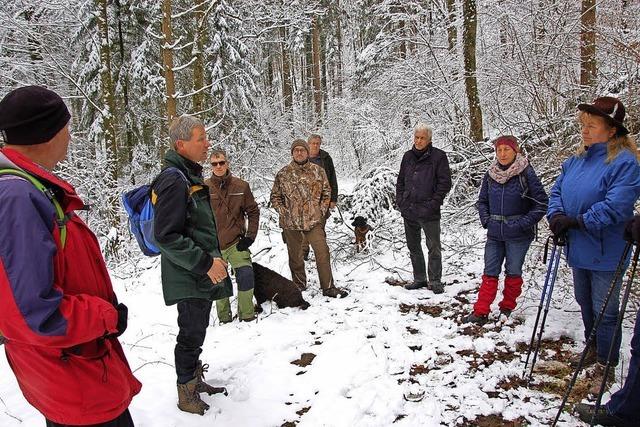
[177,378,210,415]
[195,360,228,396]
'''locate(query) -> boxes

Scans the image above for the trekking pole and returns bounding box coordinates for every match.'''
[551,241,633,427]
[524,235,564,384]
[590,245,640,426]
[522,237,557,378]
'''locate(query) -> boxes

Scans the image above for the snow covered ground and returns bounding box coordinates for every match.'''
[0,214,635,426]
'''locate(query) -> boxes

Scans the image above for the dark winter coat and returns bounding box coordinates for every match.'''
[206,172,260,250]
[0,148,141,425]
[153,149,233,305]
[396,145,452,221]
[477,164,548,241]
[547,143,640,270]
[310,149,339,203]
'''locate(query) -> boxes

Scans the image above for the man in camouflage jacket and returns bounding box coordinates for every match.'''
[270,140,347,298]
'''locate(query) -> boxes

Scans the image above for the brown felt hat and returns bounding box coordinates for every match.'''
[577,96,629,136]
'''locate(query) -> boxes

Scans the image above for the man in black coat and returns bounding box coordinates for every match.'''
[302,134,339,260]
[396,123,452,294]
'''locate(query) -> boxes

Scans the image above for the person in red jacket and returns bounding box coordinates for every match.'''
[0,86,141,426]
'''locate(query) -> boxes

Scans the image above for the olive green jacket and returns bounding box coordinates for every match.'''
[152,150,232,305]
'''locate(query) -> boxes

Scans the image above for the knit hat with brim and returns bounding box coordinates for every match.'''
[0,85,71,145]
[577,96,629,136]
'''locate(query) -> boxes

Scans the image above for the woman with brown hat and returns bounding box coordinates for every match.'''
[465,135,548,325]
[547,96,640,394]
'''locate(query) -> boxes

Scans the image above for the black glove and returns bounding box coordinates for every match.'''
[236,236,254,252]
[549,214,579,237]
[624,215,640,243]
[111,303,128,338]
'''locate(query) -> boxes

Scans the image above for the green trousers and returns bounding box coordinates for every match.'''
[216,243,255,322]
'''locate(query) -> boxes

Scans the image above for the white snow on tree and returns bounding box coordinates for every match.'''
[342,166,398,227]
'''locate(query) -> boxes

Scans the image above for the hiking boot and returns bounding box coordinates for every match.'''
[589,363,615,395]
[499,308,512,318]
[194,361,228,396]
[575,403,632,427]
[404,281,428,290]
[569,342,597,368]
[463,312,488,326]
[177,378,210,415]
[322,287,349,298]
[241,314,257,322]
[430,281,444,294]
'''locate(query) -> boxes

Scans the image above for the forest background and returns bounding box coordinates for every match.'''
[1,0,639,265]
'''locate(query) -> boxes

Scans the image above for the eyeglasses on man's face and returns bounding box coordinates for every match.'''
[211,160,227,167]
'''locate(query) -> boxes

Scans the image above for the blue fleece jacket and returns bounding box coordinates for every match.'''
[547,143,640,270]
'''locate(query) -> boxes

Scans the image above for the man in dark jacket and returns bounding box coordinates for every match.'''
[206,149,260,323]
[153,115,232,415]
[0,86,141,426]
[396,123,452,294]
[302,134,338,260]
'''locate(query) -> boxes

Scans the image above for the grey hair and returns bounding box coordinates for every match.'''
[308,134,322,143]
[169,114,205,149]
[414,122,433,141]
[210,148,227,159]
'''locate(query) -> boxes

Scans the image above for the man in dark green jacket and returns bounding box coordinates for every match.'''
[153,114,232,415]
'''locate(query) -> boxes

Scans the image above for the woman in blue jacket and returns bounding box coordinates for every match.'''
[465,136,548,325]
[547,97,640,393]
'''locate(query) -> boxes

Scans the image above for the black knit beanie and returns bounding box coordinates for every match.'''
[0,85,71,145]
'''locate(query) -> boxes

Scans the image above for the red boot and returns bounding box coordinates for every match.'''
[473,275,499,316]
[498,275,523,315]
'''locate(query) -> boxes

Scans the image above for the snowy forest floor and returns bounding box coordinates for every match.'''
[1,208,637,426]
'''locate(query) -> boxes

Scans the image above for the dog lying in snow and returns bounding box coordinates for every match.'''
[351,216,372,253]
[252,262,310,310]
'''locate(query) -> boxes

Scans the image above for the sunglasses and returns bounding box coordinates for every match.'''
[211,161,227,167]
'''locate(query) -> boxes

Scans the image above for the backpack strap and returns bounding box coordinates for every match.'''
[151,166,193,205]
[0,168,68,248]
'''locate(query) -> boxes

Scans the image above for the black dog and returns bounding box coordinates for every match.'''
[253,262,310,310]
[351,216,372,253]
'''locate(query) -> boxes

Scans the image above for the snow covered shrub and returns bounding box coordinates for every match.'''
[343,166,398,226]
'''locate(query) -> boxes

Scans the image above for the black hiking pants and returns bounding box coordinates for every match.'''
[46,409,134,427]
[175,298,212,384]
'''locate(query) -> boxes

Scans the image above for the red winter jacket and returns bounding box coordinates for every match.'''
[0,148,141,424]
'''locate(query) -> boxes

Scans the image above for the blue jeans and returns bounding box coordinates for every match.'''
[606,308,640,420]
[403,218,442,284]
[483,238,532,277]
[572,268,623,364]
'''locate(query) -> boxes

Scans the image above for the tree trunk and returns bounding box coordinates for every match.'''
[96,0,118,175]
[96,0,119,225]
[311,16,323,125]
[280,26,293,112]
[445,0,457,53]
[580,0,597,88]
[161,0,177,128]
[192,0,206,113]
[462,0,483,143]
[114,0,133,168]
[334,0,344,96]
